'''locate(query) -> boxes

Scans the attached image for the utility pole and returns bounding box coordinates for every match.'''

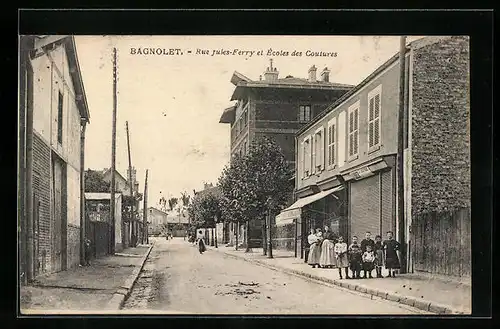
[397,36,407,274]
[126,121,135,247]
[143,169,148,244]
[80,118,87,265]
[110,47,117,255]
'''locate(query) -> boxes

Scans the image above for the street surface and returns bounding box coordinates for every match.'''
[122,237,425,314]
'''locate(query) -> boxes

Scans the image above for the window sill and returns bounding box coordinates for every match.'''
[327,165,337,171]
[368,145,381,155]
[348,155,359,163]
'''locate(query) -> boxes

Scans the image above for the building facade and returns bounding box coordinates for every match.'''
[278,36,470,278]
[219,61,353,248]
[19,36,90,282]
[148,207,169,235]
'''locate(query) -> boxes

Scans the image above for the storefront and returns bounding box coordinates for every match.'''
[275,185,346,259]
[344,155,396,244]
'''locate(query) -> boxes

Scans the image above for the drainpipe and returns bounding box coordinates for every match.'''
[397,36,407,274]
[80,118,87,265]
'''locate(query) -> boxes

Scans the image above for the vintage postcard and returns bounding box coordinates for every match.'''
[18,35,471,315]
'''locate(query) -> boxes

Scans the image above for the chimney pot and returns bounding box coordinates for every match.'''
[321,67,331,82]
[263,59,279,82]
[308,65,317,82]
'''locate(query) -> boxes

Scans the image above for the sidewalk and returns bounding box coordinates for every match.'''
[208,245,471,315]
[20,243,154,314]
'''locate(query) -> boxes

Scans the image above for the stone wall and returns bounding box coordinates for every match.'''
[411,36,470,215]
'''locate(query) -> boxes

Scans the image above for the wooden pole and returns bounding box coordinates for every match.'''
[397,36,407,274]
[110,47,117,255]
[80,119,87,265]
[143,169,148,244]
[126,121,134,246]
[24,37,35,281]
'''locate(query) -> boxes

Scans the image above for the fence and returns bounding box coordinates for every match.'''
[412,207,471,278]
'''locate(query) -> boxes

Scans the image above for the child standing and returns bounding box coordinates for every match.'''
[307,228,322,268]
[334,236,349,279]
[374,235,384,278]
[362,244,375,278]
[348,236,362,279]
[383,231,401,277]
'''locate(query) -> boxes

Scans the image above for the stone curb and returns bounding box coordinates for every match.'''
[212,247,466,315]
[105,243,155,310]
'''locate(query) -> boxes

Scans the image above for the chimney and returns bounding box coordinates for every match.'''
[308,65,317,82]
[321,67,330,82]
[263,59,279,82]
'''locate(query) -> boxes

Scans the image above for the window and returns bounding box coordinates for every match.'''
[313,128,324,172]
[368,85,382,150]
[299,105,311,122]
[348,101,360,158]
[327,118,336,168]
[302,136,311,177]
[57,91,63,144]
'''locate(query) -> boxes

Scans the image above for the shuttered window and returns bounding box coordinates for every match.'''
[368,85,382,150]
[314,128,325,172]
[348,102,359,158]
[327,119,336,168]
[303,137,311,177]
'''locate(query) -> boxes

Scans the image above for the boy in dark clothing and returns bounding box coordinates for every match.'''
[84,238,92,266]
[374,235,384,278]
[348,236,362,279]
[360,232,375,278]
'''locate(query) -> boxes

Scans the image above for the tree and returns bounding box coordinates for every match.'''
[217,137,293,251]
[168,197,178,211]
[180,192,190,207]
[85,170,110,193]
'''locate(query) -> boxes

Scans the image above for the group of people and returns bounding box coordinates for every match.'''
[307,227,401,280]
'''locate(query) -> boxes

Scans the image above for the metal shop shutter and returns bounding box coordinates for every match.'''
[350,174,380,242]
[381,169,395,237]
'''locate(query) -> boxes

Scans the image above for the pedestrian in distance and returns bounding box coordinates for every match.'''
[198,230,207,254]
[348,236,362,279]
[362,244,375,278]
[84,238,92,266]
[307,228,322,268]
[334,236,349,279]
[360,231,375,278]
[373,235,384,278]
[319,225,336,269]
[383,231,401,277]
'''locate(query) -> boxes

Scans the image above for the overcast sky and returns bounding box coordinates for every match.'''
[75,35,423,208]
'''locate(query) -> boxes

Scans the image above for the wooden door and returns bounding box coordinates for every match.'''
[52,158,63,272]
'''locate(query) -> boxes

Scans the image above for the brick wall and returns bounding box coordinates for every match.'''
[32,133,52,275]
[411,36,470,215]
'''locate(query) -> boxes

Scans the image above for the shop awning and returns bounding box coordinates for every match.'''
[275,185,344,227]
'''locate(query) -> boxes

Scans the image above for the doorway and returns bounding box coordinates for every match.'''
[52,155,67,272]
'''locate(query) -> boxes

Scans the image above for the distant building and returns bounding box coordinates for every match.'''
[219,60,354,248]
[19,35,90,282]
[148,207,169,235]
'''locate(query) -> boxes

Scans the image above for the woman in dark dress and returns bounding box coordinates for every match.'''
[382,231,401,277]
[198,230,207,254]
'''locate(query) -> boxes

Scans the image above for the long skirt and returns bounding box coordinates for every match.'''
[336,253,349,268]
[319,240,336,267]
[307,243,321,265]
[198,239,206,253]
[385,251,400,269]
[374,250,384,267]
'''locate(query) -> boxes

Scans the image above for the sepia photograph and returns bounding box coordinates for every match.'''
[18,34,472,315]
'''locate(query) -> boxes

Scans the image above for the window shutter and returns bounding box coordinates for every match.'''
[374,94,380,119]
[311,135,316,173]
[369,97,374,121]
[332,124,336,166]
[300,141,305,178]
[369,122,374,147]
[349,112,354,133]
[320,127,325,170]
[374,117,380,145]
